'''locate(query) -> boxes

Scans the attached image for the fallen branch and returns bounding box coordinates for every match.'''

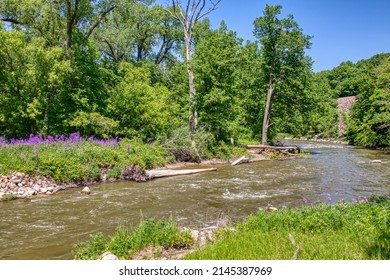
[288,233,300,260]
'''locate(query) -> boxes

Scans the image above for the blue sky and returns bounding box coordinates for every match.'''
[161,0,390,72]
[207,0,390,72]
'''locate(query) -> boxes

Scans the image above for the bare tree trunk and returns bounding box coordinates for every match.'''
[185,33,198,135]
[168,0,221,137]
[262,81,273,145]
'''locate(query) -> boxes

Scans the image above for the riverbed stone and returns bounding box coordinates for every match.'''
[99,252,118,260]
[371,160,382,163]
[9,182,16,190]
[81,187,91,195]
[39,187,48,193]
[26,188,36,196]
[33,184,40,192]
[266,206,278,212]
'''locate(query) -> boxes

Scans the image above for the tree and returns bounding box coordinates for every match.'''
[167,0,221,136]
[194,22,241,141]
[253,5,312,144]
[347,55,390,147]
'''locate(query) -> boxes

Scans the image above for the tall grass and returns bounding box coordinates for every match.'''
[73,218,193,260]
[185,197,390,260]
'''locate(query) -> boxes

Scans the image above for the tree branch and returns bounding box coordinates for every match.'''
[86,5,117,39]
[1,18,24,25]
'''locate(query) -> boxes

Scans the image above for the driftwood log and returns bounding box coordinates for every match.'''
[231,156,250,166]
[146,168,217,179]
[246,145,300,154]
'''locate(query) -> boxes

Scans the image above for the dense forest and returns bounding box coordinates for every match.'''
[0,0,388,149]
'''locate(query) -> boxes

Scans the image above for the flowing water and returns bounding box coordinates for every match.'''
[0,141,389,260]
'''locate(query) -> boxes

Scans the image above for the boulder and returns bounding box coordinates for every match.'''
[81,187,91,195]
[371,160,382,163]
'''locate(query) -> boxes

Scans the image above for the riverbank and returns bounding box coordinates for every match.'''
[73,195,390,260]
[0,153,271,201]
[2,133,290,201]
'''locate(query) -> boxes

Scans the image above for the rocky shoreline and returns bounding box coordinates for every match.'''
[0,172,78,201]
[0,155,269,202]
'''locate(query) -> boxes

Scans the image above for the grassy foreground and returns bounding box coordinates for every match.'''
[186,196,390,260]
[73,196,390,260]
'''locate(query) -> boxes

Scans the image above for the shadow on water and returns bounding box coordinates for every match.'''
[0,140,389,259]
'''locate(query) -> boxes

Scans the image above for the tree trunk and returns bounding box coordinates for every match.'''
[261,81,273,145]
[185,31,198,135]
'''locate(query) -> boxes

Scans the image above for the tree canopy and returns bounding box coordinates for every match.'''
[0,1,388,148]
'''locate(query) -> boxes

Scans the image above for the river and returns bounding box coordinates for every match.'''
[0,140,389,260]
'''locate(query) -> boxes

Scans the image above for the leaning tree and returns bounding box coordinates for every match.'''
[253,5,312,144]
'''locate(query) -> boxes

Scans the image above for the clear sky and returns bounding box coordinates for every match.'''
[206,0,390,72]
[161,0,390,72]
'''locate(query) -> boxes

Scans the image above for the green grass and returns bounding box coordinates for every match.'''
[185,197,390,260]
[73,217,193,260]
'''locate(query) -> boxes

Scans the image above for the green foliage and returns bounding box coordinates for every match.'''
[194,23,241,141]
[1,0,386,150]
[159,125,215,162]
[301,73,339,138]
[108,62,178,140]
[67,111,119,139]
[0,138,168,183]
[73,217,194,260]
[347,55,390,147]
[212,141,248,161]
[185,197,390,260]
[1,194,18,201]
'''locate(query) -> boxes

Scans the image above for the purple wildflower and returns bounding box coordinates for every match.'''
[303,197,308,204]
[326,193,332,201]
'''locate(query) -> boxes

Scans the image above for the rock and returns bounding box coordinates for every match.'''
[9,182,16,190]
[81,187,91,195]
[371,160,382,163]
[13,179,22,184]
[26,188,36,196]
[266,206,278,212]
[47,186,54,192]
[99,252,118,260]
[39,187,48,193]
[33,184,41,192]
[15,172,25,178]
[0,192,5,199]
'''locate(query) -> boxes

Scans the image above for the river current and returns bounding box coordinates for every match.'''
[0,140,389,259]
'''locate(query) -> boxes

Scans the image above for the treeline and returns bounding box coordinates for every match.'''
[319,54,390,148]
[0,1,387,148]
